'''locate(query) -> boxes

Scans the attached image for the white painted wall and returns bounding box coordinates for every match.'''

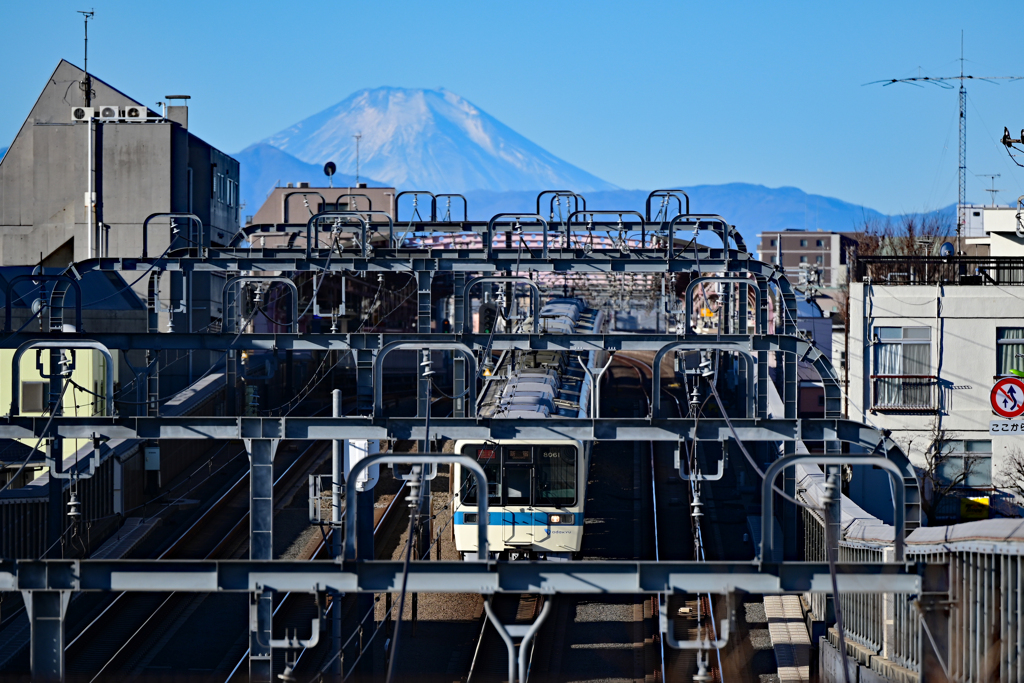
[848,282,1024,485]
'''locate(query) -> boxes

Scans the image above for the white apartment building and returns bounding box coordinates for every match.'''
[847,205,1024,522]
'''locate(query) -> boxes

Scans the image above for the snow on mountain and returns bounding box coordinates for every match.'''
[260,87,618,193]
[235,142,381,219]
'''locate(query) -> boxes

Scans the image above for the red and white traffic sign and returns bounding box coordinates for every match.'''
[991,377,1024,418]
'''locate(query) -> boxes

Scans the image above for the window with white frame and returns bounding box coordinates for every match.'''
[997,328,1024,376]
[936,440,992,487]
[873,326,932,409]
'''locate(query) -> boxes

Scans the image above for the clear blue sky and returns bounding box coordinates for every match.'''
[2,0,1023,215]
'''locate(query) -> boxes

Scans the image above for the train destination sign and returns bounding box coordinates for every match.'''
[991,377,1024,418]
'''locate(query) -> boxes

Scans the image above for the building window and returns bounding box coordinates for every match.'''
[799,256,808,263]
[815,256,823,264]
[816,239,824,247]
[997,328,1024,376]
[770,255,777,264]
[936,440,992,487]
[873,326,933,410]
[800,239,807,247]
[770,239,777,247]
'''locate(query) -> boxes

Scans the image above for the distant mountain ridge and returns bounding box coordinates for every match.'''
[462,185,956,246]
[235,86,954,240]
[258,87,617,193]
[235,142,382,218]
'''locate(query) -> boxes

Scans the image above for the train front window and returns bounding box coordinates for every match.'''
[503,447,532,505]
[461,446,501,505]
[535,446,577,507]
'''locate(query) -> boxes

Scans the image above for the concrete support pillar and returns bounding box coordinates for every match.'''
[453,273,466,418]
[245,438,279,683]
[46,350,64,559]
[416,271,434,419]
[23,590,70,682]
[355,349,375,414]
[331,389,343,676]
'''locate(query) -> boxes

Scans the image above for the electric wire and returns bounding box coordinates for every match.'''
[0,377,72,495]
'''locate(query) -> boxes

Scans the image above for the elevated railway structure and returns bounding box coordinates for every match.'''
[0,191,957,683]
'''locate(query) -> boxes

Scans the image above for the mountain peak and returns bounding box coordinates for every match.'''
[260,86,617,193]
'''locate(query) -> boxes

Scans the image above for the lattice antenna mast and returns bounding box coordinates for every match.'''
[867,32,1023,252]
[77,9,94,107]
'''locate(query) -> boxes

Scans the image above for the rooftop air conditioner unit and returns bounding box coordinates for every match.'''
[96,105,120,120]
[71,106,94,122]
[124,105,146,120]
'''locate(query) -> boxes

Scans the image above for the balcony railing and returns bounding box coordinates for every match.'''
[856,256,1024,286]
[870,374,938,412]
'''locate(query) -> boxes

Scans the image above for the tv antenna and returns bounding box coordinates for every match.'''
[976,173,1001,206]
[866,31,1023,252]
[78,9,95,106]
[352,132,362,185]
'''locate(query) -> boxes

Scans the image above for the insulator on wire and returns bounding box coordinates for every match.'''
[67,492,82,521]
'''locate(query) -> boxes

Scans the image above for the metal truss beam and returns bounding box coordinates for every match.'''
[68,249,774,277]
[0,418,920,532]
[0,331,819,356]
[1,559,927,595]
[0,416,905,450]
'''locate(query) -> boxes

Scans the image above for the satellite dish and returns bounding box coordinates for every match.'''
[323,161,337,177]
[939,242,955,257]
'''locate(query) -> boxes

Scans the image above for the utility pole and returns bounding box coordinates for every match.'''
[868,32,1023,253]
[353,132,362,185]
[78,9,94,106]
[977,173,1001,207]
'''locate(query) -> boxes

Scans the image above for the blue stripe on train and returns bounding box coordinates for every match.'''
[453,511,583,526]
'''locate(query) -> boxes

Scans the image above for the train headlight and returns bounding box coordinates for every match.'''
[547,513,574,525]
[463,513,478,523]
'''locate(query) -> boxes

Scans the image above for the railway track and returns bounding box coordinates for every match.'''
[221,477,410,680]
[618,353,725,683]
[459,356,661,683]
[62,438,330,682]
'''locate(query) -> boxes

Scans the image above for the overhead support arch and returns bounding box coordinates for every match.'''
[461,276,541,334]
[372,341,478,417]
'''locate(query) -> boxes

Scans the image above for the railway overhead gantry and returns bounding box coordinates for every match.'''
[0,191,941,683]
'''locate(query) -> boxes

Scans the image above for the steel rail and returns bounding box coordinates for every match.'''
[618,353,725,683]
[223,479,409,681]
[70,438,325,681]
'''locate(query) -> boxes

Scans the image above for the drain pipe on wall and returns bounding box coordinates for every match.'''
[935,282,944,432]
[86,117,94,258]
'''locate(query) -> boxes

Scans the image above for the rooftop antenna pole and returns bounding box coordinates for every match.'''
[977,173,1001,207]
[78,9,94,106]
[867,30,1023,254]
[958,31,966,252]
[353,132,362,186]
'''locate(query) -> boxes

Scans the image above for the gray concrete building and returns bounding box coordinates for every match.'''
[0,60,240,388]
[756,229,858,288]
[0,61,238,323]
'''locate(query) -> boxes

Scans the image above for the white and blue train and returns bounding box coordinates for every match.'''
[453,297,605,560]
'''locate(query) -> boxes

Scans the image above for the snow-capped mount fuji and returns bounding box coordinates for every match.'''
[260,87,618,193]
